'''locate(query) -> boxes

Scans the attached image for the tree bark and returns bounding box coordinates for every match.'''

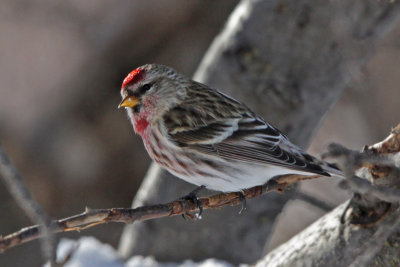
[118,0,400,264]
[257,201,400,267]
[257,126,400,267]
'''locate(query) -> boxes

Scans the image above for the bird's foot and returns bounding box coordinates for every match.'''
[238,191,247,214]
[180,185,205,220]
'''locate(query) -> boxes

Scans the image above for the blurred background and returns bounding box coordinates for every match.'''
[0,0,399,266]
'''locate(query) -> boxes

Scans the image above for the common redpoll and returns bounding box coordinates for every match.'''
[119,64,343,193]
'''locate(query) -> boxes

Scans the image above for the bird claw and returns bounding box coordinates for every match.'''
[238,191,247,214]
[179,185,205,219]
[182,212,196,220]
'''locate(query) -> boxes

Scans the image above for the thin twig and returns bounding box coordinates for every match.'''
[0,179,288,252]
[338,176,400,203]
[293,191,335,212]
[322,126,400,203]
[0,144,55,264]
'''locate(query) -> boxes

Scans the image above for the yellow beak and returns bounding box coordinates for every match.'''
[118,96,139,109]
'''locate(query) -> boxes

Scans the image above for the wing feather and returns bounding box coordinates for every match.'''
[163,82,331,176]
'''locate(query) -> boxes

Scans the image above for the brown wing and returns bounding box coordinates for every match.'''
[163,81,331,176]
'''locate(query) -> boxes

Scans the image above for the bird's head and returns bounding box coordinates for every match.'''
[119,64,186,134]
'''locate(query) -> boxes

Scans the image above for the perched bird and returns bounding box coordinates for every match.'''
[119,64,342,194]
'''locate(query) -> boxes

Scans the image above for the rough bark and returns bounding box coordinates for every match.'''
[257,202,400,267]
[0,174,308,252]
[118,0,400,264]
[257,126,400,267]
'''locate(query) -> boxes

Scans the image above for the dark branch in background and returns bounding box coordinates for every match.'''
[0,144,55,265]
[292,191,335,212]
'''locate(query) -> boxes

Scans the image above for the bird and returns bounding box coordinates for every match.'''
[118,64,343,196]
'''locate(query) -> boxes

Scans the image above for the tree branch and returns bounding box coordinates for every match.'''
[323,124,400,203]
[348,205,400,267]
[0,144,55,265]
[2,126,399,267]
[257,124,400,267]
[0,176,291,253]
[292,191,335,212]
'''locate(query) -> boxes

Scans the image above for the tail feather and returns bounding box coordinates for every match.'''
[301,152,344,178]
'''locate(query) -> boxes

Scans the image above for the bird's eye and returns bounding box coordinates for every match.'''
[140,83,152,94]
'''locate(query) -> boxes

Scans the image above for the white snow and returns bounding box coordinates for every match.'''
[47,236,240,267]
[55,237,124,267]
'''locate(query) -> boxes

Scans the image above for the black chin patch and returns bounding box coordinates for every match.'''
[132,104,142,113]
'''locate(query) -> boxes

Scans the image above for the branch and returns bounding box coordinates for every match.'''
[338,176,400,203]
[292,191,335,212]
[4,125,398,258]
[322,124,400,203]
[0,177,295,253]
[257,124,400,267]
[0,144,55,265]
[349,206,400,267]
